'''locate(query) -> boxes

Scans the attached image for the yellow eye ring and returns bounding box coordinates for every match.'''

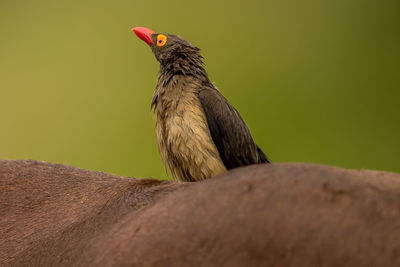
[156,34,167,47]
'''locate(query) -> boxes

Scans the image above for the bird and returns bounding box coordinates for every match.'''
[132,27,270,182]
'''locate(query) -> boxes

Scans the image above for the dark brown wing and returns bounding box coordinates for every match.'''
[198,86,270,170]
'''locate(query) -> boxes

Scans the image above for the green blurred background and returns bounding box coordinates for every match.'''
[1,0,399,179]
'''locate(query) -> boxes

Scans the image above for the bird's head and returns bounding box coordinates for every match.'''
[132,27,204,74]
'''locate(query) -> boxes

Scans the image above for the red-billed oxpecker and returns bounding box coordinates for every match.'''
[132,27,269,182]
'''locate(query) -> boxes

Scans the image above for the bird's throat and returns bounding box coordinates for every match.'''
[159,54,207,81]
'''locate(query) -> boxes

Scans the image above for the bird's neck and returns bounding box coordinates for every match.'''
[159,55,209,85]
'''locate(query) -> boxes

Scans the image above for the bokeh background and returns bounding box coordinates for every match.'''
[1,0,399,179]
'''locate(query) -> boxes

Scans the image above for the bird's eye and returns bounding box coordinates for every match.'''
[156,34,167,47]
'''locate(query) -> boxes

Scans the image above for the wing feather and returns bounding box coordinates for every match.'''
[198,86,269,169]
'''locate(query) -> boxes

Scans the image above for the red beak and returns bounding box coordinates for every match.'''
[132,27,154,46]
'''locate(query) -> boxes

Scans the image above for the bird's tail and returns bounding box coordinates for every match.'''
[257,146,270,163]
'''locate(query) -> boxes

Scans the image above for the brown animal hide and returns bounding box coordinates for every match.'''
[0,160,399,266]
